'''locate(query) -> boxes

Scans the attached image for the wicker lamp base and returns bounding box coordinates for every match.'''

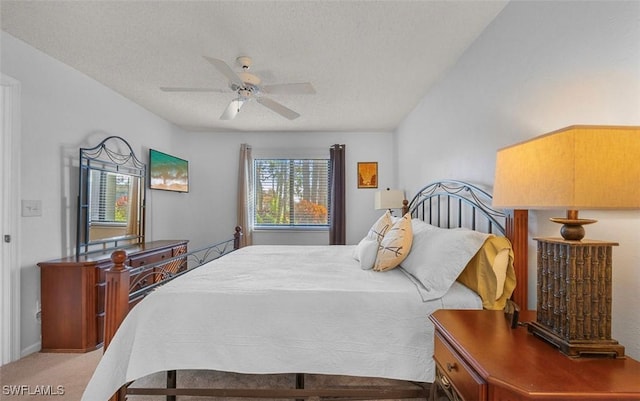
[528,321,625,358]
[533,237,625,358]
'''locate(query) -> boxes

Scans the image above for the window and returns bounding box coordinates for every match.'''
[254,158,330,228]
[89,170,130,224]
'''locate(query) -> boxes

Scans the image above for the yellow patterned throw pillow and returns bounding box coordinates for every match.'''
[373,213,413,272]
[367,210,393,243]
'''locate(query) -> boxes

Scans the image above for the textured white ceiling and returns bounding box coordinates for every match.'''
[1,1,508,132]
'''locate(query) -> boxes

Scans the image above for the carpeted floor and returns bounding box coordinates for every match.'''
[0,349,102,401]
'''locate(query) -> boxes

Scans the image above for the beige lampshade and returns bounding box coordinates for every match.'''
[374,189,405,210]
[493,125,640,210]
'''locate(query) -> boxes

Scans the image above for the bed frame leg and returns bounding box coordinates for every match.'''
[109,386,127,401]
[167,370,177,401]
[295,373,304,401]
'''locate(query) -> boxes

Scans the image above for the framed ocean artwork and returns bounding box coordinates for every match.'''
[149,149,189,193]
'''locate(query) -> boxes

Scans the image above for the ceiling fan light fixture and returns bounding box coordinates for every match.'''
[236,56,253,70]
[220,99,245,120]
[238,88,253,99]
[238,72,261,86]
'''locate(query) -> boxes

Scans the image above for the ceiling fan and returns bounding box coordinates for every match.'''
[160,56,315,120]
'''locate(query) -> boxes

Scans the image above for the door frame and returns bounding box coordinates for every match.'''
[1,74,21,365]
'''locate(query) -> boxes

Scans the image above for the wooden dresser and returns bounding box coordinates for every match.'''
[38,240,187,353]
[429,309,640,401]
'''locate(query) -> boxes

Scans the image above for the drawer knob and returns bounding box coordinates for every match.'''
[446,362,458,372]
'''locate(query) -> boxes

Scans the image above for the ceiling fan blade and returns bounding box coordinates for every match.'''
[203,56,244,87]
[256,97,300,120]
[220,99,245,120]
[262,82,316,95]
[160,87,227,93]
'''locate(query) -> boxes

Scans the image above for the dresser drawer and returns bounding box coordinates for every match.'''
[434,332,486,401]
[173,244,187,256]
[130,268,155,291]
[161,244,188,275]
[128,248,173,267]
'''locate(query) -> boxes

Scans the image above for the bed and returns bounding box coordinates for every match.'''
[82,180,528,401]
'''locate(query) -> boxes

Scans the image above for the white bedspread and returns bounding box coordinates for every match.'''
[82,245,482,401]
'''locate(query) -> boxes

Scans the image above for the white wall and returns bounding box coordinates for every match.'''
[396,1,640,359]
[166,130,396,250]
[0,32,186,355]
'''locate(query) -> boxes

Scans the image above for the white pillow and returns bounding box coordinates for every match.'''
[353,210,393,265]
[411,219,436,235]
[353,237,379,270]
[400,226,489,300]
[373,213,413,272]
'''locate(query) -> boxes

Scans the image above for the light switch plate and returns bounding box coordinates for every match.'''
[21,200,42,217]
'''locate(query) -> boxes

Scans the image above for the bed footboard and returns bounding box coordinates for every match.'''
[104,227,243,351]
[104,250,130,351]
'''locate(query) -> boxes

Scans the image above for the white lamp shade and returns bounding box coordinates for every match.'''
[374,189,405,210]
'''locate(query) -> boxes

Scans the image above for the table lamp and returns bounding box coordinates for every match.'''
[374,188,405,215]
[492,125,640,357]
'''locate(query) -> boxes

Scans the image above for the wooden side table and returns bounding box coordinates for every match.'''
[429,309,640,401]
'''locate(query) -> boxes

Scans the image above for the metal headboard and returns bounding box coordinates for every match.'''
[405,180,506,235]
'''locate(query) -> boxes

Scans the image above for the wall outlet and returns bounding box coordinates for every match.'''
[21,200,42,217]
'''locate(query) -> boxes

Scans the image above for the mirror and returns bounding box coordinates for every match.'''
[77,136,146,256]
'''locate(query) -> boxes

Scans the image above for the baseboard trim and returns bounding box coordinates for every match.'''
[21,341,41,358]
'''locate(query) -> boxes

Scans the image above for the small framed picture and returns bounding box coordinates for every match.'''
[357,162,378,189]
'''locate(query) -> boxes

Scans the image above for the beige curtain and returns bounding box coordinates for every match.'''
[126,176,140,237]
[237,144,253,247]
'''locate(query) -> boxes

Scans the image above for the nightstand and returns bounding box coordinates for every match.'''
[429,309,640,401]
